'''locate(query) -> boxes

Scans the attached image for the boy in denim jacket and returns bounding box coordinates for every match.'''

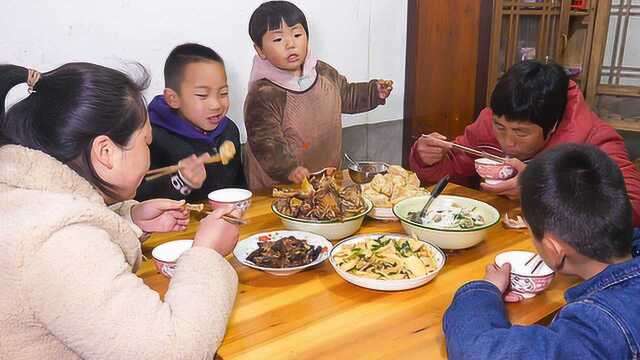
[444,144,640,359]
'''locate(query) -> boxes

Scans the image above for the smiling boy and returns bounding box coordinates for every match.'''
[136,43,246,202]
[409,60,640,226]
[243,1,393,191]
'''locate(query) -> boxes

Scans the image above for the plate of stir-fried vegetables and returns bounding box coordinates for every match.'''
[330,234,446,291]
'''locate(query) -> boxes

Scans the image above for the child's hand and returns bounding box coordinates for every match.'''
[288,166,310,184]
[177,153,210,189]
[376,79,393,100]
[484,262,511,294]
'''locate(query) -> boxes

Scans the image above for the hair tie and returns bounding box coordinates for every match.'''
[27,69,41,93]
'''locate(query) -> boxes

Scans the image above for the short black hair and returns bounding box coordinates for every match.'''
[519,144,633,262]
[249,1,309,48]
[490,60,569,138]
[164,43,224,92]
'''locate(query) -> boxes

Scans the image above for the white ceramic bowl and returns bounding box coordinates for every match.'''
[208,188,253,213]
[495,250,555,300]
[474,158,516,185]
[393,195,500,250]
[151,239,193,278]
[271,198,373,241]
[329,233,446,291]
[234,230,333,276]
[368,206,398,221]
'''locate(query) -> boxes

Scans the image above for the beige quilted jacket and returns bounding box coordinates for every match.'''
[0,145,238,359]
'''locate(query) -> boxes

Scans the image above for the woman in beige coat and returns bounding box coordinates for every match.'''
[0,63,239,359]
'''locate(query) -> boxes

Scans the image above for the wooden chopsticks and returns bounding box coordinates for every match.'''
[184,203,247,225]
[421,134,506,163]
[145,154,224,181]
[524,253,544,275]
[144,141,236,181]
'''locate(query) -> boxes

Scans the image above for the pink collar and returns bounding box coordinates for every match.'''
[249,49,318,91]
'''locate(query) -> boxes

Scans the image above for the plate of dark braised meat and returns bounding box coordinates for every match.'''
[233,231,333,276]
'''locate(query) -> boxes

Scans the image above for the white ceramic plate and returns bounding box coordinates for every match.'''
[329,233,446,291]
[368,206,399,221]
[234,230,333,276]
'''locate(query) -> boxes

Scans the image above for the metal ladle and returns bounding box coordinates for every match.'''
[409,175,450,223]
[344,153,360,171]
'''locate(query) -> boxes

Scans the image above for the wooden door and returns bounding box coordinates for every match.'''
[402,0,492,166]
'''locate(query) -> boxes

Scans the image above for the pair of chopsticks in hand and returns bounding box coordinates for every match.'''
[420,134,507,164]
[145,141,237,181]
[184,203,246,225]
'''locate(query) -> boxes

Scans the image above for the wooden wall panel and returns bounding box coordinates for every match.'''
[402,0,491,166]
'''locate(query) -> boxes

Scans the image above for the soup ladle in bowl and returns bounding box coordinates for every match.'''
[408,175,450,224]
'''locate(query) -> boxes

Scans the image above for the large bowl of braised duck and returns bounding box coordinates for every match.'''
[271,171,372,241]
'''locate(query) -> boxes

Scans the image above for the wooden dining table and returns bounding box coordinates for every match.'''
[137,184,579,359]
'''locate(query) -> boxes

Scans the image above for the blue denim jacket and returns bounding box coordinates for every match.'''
[443,242,640,359]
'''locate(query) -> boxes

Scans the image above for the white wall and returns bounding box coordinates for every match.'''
[1,0,407,142]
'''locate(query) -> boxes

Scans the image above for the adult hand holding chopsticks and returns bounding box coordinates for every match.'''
[415,132,452,166]
[131,199,191,233]
[194,204,241,256]
[418,133,508,165]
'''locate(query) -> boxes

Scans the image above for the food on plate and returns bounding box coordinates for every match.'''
[246,236,324,268]
[332,235,438,279]
[273,173,366,221]
[416,203,486,229]
[362,165,427,207]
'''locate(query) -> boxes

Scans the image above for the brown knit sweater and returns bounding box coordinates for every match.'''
[244,61,384,191]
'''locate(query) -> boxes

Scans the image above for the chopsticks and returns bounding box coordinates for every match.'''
[144,141,236,181]
[208,212,247,225]
[184,203,247,225]
[421,134,506,163]
[145,154,224,181]
[524,253,544,275]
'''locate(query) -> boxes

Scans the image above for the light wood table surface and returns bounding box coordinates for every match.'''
[137,184,578,359]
